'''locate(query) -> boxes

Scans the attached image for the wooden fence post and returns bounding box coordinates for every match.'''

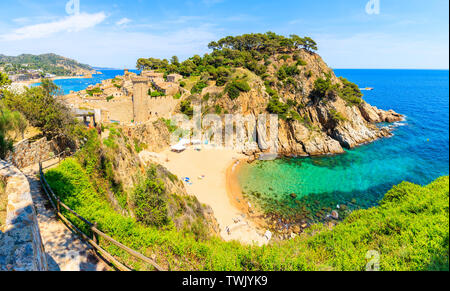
[56,199,61,214]
[93,222,98,244]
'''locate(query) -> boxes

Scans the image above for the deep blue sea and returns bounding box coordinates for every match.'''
[238,70,449,218]
[32,69,140,94]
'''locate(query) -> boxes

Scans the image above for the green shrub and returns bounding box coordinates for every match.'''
[216,77,228,87]
[161,118,178,133]
[180,100,194,117]
[226,80,251,100]
[150,91,165,97]
[191,81,208,94]
[277,65,300,80]
[1,106,28,157]
[296,59,307,66]
[267,97,289,117]
[233,80,251,92]
[214,105,223,114]
[133,138,148,153]
[133,168,170,227]
[277,67,287,80]
[86,87,102,96]
[338,77,363,106]
[265,85,278,98]
[312,76,332,98]
[330,109,347,122]
[226,84,241,100]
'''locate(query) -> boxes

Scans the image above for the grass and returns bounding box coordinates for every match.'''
[45,156,449,271]
[183,76,200,92]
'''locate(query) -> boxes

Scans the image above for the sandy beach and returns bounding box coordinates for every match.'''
[155,148,269,246]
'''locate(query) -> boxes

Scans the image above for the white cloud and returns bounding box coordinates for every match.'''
[0,12,107,41]
[202,0,224,6]
[116,18,132,26]
[0,24,218,68]
[12,17,31,24]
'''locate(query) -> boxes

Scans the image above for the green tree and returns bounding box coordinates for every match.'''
[132,168,170,227]
[170,56,180,66]
[0,73,11,97]
[0,106,14,158]
[2,80,78,138]
[11,111,28,140]
[302,37,318,52]
[0,72,11,87]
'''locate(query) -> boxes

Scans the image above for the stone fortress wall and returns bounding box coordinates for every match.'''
[6,137,59,169]
[0,160,48,271]
[63,70,184,125]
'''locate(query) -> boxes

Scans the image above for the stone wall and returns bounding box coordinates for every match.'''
[148,96,179,119]
[0,160,48,271]
[6,137,58,169]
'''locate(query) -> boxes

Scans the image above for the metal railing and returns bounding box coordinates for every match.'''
[38,158,164,271]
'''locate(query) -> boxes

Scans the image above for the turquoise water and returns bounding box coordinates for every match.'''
[238,70,449,220]
[32,68,140,94]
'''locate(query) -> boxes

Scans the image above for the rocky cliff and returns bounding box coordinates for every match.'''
[184,49,403,157]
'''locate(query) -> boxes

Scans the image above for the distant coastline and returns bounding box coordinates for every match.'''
[12,75,94,87]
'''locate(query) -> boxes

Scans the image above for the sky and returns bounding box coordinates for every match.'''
[0,0,448,69]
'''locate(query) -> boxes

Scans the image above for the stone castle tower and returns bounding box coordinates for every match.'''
[131,77,149,123]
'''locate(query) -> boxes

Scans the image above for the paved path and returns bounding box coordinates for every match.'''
[23,163,109,271]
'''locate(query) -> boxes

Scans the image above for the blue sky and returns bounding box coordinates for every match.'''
[0,0,448,69]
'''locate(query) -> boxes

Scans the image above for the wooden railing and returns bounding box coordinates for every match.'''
[38,158,164,271]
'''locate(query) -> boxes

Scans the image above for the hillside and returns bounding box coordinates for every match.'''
[0,53,94,76]
[46,152,449,271]
[137,32,404,157]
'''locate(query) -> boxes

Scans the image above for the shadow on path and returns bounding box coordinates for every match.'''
[23,164,109,271]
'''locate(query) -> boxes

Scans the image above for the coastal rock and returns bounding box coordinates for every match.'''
[359,102,404,123]
[212,50,405,157]
[331,210,339,220]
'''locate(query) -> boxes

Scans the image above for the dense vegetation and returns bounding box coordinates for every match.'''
[137,33,316,87]
[1,77,85,158]
[45,149,449,271]
[1,73,28,158]
[2,79,84,138]
[0,72,11,91]
[0,53,92,76]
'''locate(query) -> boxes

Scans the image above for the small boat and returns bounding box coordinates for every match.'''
[360,87,374,91]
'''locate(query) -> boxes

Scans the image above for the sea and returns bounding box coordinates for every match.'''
[31,68,140,94]
[237,69,449,220]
